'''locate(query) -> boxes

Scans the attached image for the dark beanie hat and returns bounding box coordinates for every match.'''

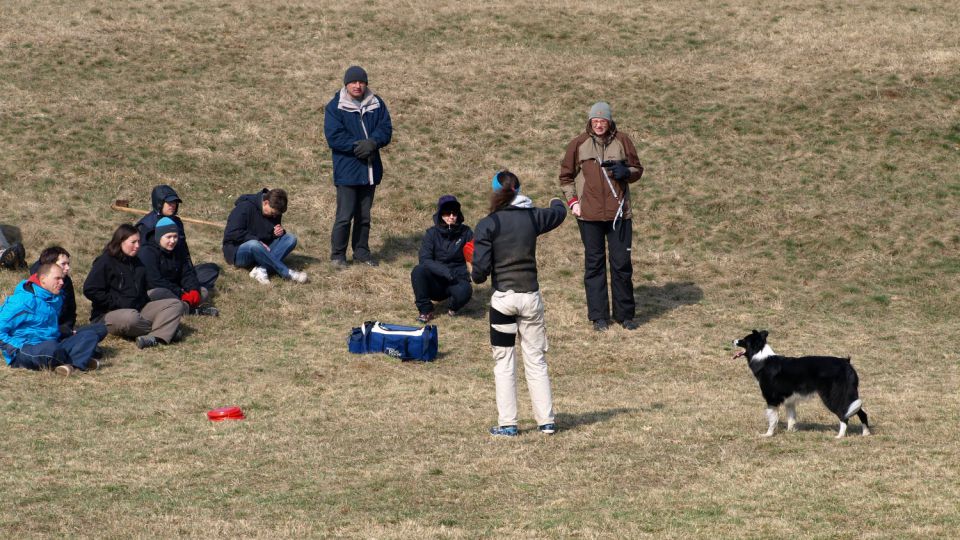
[155,217,178,243]
[343,65,368,85]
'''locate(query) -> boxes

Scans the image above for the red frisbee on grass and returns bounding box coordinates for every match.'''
[207,406,246,421]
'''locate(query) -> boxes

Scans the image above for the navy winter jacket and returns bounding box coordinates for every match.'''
[418,205,474,284]
[323,88,393,186]
[222,190,283,265]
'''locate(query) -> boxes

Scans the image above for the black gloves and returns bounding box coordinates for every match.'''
[353,138,378,160]
[601,160,632,181]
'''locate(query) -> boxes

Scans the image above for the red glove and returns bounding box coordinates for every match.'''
[463,239,475,263]
[181,290,201,308]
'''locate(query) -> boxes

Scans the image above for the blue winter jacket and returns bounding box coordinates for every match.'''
[324,88,393,186]
[0,279,63,364]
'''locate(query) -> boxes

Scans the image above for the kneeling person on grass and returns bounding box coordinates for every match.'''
[0,262,106,375]
[222,188,307,285]
[411,195,474,323]
[139,217,219,317]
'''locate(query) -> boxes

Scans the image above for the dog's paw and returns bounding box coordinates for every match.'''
[786,425,797,432]
[862,427,871,436]
[759,432,774,438]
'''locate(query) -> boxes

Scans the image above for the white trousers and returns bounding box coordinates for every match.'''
[490,290,554,427]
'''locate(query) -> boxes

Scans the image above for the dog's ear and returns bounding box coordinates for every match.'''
[760,330,769,340]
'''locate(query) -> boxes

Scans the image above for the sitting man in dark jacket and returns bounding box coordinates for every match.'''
[136,184,220,291]
[410,195,474,323]
[139,217,219,316]
[222,188,307,285]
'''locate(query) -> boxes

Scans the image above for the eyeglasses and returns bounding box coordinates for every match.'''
[441,210,458,216]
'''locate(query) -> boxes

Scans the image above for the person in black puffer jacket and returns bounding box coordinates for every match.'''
[139,218,219,316]
[136,184,221,291]
[410,195,474,323]
[83,224,184,349]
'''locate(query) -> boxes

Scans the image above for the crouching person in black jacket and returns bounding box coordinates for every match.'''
[471,170,566,437]
[410,195,474,323]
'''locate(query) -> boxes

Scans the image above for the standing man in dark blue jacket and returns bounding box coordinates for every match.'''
[323,65,393,268]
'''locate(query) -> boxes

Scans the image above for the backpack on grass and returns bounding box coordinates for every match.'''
[348,321,438,361]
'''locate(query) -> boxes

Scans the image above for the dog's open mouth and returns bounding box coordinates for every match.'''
[733,350,745,359]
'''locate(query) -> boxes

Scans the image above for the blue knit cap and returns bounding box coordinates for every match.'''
[155,217,178,243]
[491,171,521,193]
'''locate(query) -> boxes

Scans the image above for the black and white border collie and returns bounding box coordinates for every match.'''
[732,330,871,438]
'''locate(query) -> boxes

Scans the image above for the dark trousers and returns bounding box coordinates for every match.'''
[6,324,107,371]
[331,185,376,261]
[411,264,472,314]
[578,219,635,322]
[195,263,220,290]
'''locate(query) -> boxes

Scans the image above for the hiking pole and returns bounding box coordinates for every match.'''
[111,200,225,228]
[599,164,625,231]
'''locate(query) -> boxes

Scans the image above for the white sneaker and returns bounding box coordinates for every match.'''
[249,266,271,285]
[287,269,309,284]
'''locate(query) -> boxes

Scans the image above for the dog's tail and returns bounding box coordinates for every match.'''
[843,399,863,420]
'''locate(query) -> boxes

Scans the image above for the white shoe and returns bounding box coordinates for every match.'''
[288,269,309,283]
[249,266,271,285]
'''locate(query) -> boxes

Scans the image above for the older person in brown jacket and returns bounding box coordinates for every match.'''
[559,101,644,331]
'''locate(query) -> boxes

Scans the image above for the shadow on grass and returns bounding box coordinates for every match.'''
[554,407,639,431]
[635,281,704,325]
[377,232,422,264]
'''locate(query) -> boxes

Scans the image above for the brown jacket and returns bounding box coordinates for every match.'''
[559,123,643,221]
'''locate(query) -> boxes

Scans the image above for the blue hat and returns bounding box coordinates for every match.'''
[155,217,178,242]
[491,171,520,193]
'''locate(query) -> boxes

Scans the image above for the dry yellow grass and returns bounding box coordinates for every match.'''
[1,0,959,537]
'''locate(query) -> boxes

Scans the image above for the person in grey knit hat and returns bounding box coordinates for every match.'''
[558,101,644,332]
[323,65,393,268]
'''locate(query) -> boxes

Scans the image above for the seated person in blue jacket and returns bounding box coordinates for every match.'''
[136,184,220,291]
[139,217,219,316]
[222,188,307,285]
[29,246,79,336]
[411,195,474,323]
[0,261,106,376]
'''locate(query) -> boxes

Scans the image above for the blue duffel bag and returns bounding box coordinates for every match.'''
[348,321,439,361]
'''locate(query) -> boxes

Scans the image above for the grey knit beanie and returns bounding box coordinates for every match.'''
[343,65,368,85]
[588,101,613,122]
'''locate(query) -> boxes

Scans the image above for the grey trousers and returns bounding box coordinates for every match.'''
[148,287,210,307]
[103,298,183,344]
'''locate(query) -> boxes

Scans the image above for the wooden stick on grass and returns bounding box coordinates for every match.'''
[111,199,225,228]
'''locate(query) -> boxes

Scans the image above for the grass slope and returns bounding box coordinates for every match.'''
[1,1,959,537]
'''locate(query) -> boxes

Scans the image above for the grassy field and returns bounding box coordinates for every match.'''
[2,0,959,537]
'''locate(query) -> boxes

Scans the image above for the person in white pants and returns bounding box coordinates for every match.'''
[471,170,567,437]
